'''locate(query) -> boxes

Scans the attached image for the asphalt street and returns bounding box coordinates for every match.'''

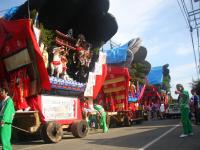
[4,119,200,150]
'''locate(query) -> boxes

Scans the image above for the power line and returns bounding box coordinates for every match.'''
[181,0,191,23]
[190,0,200,76]
[177,1,199,71]
[190,0,200,46]
[189,29,199,78]
[177,0,200,79]
[176,0,190,27]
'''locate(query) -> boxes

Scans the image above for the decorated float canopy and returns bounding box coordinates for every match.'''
[144,66,164,103]
[103,38,145,67]
[141,65,171,105]
[4,0,118,46]
[102,38,150,105]
[147,66,163,85]
[147,64,171,92]
[0,19,50,91]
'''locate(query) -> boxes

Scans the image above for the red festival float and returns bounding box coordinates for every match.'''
[96,66,144,127]
[0,0,119,143]
[141,66,171,120]
[0,19,90,143]
[0,0,118,141]
[84,38,148,127]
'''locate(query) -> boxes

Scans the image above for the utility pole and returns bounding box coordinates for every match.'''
[177,0,200,79]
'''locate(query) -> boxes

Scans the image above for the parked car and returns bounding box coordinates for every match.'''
[166,103,181,119]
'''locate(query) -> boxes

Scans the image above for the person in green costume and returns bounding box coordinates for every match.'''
[94,104,108,133]
[175,84,193,138]
[0,88,16,150]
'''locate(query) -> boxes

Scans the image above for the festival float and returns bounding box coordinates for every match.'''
[141,65,171,120]
[0,0,118,143]
[83,38,152,127]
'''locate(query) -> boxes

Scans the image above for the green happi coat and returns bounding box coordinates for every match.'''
[179,90,193,135]
[94,104,108,133]
[0,97,15,150]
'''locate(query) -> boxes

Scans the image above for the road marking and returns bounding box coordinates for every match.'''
[138,124,180,150]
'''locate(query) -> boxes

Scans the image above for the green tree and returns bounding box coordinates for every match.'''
[129,61,151,84]
[162,75,171,92]
[191,79,200,95]
[40,25,55,49]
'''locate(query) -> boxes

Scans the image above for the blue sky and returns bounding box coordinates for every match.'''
[0,0,25,12]
[0,0,197,98]
[108,0,197,98]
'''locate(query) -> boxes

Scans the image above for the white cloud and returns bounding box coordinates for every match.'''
[109,0,171,43]
[171,77,193,98]
[170,63,197,98]
[175,45,193,55]
[170,63,196,79]
[147,46,162,57]
[108,0,198,99]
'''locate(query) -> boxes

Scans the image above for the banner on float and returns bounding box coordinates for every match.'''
[41,95,77,121]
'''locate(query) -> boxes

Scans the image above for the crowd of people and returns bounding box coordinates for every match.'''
[143,92,169,120]
[143,85,200,124]
[189,90,200,125]
[143,102,167,120]
[143,83,199,138]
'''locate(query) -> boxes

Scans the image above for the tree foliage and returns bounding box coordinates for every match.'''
[191,79,200,95]
[162,75,171,92]
[129,60,151,84]
[40,25,56,49]
[162,64,171,92]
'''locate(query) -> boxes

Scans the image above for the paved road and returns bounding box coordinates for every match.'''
[5,119,200,150]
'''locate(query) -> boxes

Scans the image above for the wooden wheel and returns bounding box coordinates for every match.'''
[71,120,88,138]
[40,122,63,143]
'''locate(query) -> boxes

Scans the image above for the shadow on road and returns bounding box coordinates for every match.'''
[82,119,200,150]
[13,119,200,150]
[84,124,173,149]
